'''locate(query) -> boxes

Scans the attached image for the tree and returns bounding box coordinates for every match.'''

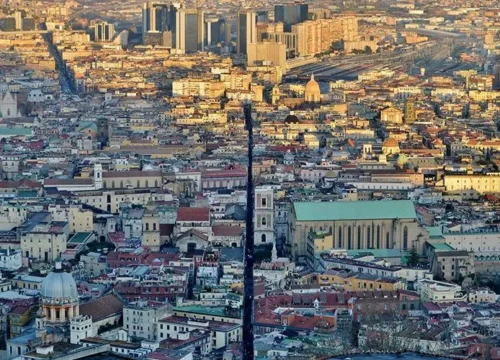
[407,246,419,267]
[364,46,373,54]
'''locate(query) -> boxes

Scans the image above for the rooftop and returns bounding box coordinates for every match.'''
[172,305,239,318]
[293,200,417,221]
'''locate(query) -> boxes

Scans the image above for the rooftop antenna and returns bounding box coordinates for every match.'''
[243,101,255,360]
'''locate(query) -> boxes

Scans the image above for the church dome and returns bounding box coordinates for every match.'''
[284,114,299,124]
[305,74,321,103]
[40,270,78,301]
[382,138,399,148]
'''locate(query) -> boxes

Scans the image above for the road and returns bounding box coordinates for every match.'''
[42,33,77,94]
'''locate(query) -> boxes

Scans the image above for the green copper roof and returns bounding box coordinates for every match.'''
[0,128,32,136]
[425,226,444,238]
[293,200,417,221]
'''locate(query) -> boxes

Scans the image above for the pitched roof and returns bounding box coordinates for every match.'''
[79,294,124,321]
[43,178,93,186]
[293,200,417,221]
[212,225,244,237]
[177,207,209,222]
[102,170,162,178]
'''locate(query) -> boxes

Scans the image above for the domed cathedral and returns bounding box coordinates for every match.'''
[40,262,80,324]
[382,137,400,155]
[304,74,321,103]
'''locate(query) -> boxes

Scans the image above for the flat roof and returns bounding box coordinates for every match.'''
[69,232,92,244]
[348,249,407,258]
[293,200,417,221]
[429,243,455,251]
[172,305,238,318]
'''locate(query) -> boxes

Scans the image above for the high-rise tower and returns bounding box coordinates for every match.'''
[176,8,204,52]
[237,10,256,55]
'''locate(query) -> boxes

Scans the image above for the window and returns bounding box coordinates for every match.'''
[146,223,149,231]
[367,226,371,248]
[338,227,342,248]
[357,225,361,249]
[261,217,266,226]
[347,226,352,250]
[153,223,157,231]
[403,226,408,250]
[376,225,381,248]
[111,180,115,188]
[386,232,390,248]
[261,234,266,243]
[262,197,267,207]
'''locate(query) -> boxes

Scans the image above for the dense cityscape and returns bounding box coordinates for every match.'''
[0,0,500,359]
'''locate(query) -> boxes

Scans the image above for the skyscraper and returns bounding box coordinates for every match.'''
[176,9,204,53]
[494,64,500,91]
[205,18,223,47]
[142,2,177,43]
[93,22,115,42]
[237,10,256,55]
[274,3,309,32]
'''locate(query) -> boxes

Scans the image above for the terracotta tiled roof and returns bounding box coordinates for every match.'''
[212,225,243,237]
[103,170,162,178]
[44,178,93,186]
[177,207,209,222]
[79,294,124,321]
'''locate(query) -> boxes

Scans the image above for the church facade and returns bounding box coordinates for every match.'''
[288,200,423,263]
[0,91,19,118]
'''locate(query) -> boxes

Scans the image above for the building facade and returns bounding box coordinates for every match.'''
[289,200,422,263]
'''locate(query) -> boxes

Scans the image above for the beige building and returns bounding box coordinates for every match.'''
[442,173,500,193]
[292,17,358,56]
[415,279,466,303]
[102,170,162,190]
[289,200,422,263]
[20,221,69,262]
[247,42,286,69]
[143,208,161,251]
[48,205,93,233]
[76,189,174,213]
[381,106,403,124]
[468,288,496,304]
[430,250,475,282]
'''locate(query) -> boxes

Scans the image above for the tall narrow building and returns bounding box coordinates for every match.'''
[404,99,416,124]
[237,10,256,55]
[255,187,275,246]
[142,2,178,44]
[274,3,309,32]
[93,22,115,42]
[176,8,204,53]
[494,64,500,90]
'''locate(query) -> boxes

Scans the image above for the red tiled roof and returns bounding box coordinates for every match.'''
[102,170,162,178]
[79,294,124,321]
[201,169,246,178]
[177,207,209,222]
[44,178,93,186]
[212,225,244,237]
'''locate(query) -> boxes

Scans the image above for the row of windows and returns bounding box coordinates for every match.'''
[310,225,409,250]
[106,179,159,189]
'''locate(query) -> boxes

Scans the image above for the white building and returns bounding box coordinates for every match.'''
[0,249,22,271]
[415,279,466,303]
[157,316,241,350]
[70,315,94,344]
[255,187,274,245]
[123,301,171,341]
